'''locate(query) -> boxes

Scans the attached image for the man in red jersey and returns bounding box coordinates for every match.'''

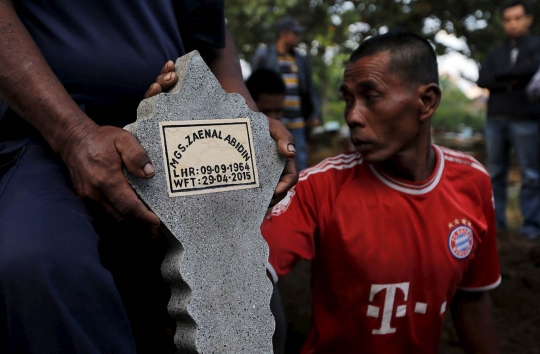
[262,32,500,353]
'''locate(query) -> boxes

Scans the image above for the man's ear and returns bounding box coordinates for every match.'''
[526,14,534,27]
[417,83,441,122]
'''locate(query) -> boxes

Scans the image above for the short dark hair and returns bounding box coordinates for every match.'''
[245,69,286,101]
[349,31,439,86]
[501,0,532,15]
[273,16,305,37]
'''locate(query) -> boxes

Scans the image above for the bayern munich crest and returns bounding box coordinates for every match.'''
[448,223,474,259]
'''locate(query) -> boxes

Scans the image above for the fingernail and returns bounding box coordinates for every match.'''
[143,163,155,176]
[287,144,296,153]
[146,83,154,92]
[165,72,173,81]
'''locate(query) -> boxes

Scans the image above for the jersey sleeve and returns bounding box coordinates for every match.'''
[261,177,318,282]
[459,176,501,291]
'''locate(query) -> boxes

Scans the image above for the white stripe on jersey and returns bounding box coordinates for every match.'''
[299,153,362,181]
[458,275,501,292]
[369,145,445,195]
[441,147,489,176]
[444,155,489,176]
[375,169,434,191]
[271,153,361,216]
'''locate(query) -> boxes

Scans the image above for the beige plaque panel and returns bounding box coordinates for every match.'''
[160,119,259,197]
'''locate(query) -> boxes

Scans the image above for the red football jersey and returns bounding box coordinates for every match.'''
[261,145,501,354]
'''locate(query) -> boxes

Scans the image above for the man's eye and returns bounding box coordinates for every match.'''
[365,93,379,102]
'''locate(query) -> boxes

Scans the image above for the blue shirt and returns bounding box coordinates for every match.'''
[16,0,186,108]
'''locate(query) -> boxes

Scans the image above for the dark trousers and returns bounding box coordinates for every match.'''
[0,136,174,353]
[485,119,540,234]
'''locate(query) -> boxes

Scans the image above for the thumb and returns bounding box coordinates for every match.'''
[267,117,296,159]
[116,132,155,179]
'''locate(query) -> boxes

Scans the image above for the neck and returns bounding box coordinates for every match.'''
[375,135,435,182]
[276,39,291,55]
[509,32,528,44]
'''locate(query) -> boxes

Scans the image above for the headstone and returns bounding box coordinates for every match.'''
[124,51,282,353]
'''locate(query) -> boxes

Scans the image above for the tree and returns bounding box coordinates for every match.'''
[225,0,526,121]
[226,0,540,61]
[433,77,486,131]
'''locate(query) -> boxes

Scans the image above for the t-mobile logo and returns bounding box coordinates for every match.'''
[367,282,409,335]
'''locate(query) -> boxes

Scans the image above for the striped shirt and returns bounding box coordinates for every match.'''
[278,54,305,129]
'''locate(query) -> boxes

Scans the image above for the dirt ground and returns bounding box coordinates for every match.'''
[439,227,540,354]
[277,137,540,353]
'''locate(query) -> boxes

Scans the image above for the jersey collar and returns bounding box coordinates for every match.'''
[368,145,445,195]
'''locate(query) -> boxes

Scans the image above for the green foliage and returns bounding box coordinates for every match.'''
[432,77,486,131]
[327,100,346,124]
[225,0,532,63]
[225,0,505,125]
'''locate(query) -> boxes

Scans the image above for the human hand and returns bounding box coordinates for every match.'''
[145,60,178,98]
[267,118,298,207]
[61,123,160,233]
[147,60,298,206]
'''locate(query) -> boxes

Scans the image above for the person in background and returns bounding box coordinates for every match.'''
[477,0,540,240]
[262,32,501,354]
[246,69,286,121]
[251,16,321,171]
[245,68,288,354]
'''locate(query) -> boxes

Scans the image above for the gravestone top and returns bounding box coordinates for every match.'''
[125,51,283,353]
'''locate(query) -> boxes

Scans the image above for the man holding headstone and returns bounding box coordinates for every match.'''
[477,0,540,240]
[0,1,296,352]
[262,32,501,353]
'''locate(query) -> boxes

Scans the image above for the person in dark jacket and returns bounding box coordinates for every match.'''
[477,0,540,240]
[251,16,321,171]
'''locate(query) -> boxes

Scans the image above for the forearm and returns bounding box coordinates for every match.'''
[208,30,258,112]
[477,55,506,90]
[0,0,96,157]
[477,68,504,90]
[451,290,499,354]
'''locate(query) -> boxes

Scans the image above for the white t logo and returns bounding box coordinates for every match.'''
[367,282,409,335]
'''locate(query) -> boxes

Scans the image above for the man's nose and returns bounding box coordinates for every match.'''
[345,105,367,127]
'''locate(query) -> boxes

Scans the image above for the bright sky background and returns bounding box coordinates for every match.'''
[435,31,479,81]
[434,31,486,99]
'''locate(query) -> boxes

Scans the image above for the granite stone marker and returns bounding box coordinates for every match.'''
[124,51,283,353]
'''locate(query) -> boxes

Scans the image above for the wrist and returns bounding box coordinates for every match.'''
[52,114,98,162]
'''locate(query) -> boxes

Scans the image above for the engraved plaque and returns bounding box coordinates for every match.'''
[160,118,259,197]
